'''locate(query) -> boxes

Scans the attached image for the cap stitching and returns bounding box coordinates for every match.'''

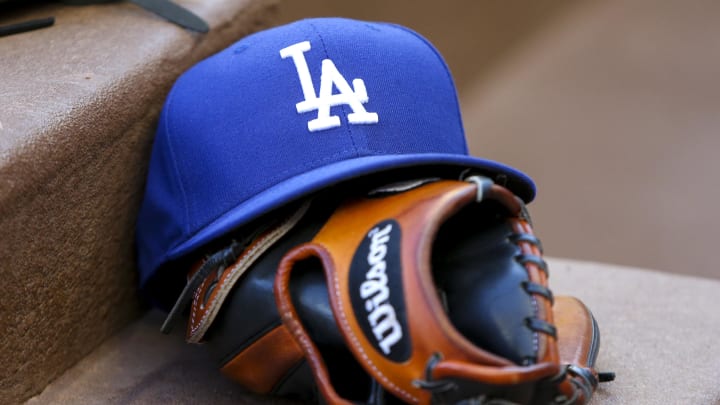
[307,21,361,157]
[164,83,193,239]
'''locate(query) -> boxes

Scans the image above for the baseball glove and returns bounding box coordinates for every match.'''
[161,176,612,404]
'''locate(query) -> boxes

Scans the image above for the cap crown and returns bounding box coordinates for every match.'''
[137,18,532,288]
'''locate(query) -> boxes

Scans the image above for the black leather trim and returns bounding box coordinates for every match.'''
[508,233,544,253]
[522,281,554,304]
[587,308,601,368]
[515,254,548,276]
[525,317,558,338]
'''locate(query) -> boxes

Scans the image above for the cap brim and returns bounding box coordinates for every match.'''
[164,153,535,264]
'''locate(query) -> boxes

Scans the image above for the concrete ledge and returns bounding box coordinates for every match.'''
[0,1,278,403]
[25,309,295,405]
[549,259,720,404]
[26,259,720,404]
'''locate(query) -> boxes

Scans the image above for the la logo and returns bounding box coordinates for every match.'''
[280,41,379,132]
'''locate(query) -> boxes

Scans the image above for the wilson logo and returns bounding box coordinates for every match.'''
[349,220,410,361]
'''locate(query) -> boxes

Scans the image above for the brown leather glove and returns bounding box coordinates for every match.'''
[163,177,613,404]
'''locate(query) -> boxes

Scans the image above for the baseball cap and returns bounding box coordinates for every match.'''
[136,17,535,293]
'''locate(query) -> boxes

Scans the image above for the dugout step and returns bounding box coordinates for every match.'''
[1,1,279,403]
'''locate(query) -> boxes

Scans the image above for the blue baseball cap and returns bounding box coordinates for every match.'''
[136,17,535,293]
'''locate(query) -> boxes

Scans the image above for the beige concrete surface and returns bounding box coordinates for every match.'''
[0,1,279,403]
[26,258,720,405]
[24,309,295,405]
[549,259,720,405]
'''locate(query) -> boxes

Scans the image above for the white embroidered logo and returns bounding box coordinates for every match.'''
[360,224,403,355]
[279,41,379,132]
